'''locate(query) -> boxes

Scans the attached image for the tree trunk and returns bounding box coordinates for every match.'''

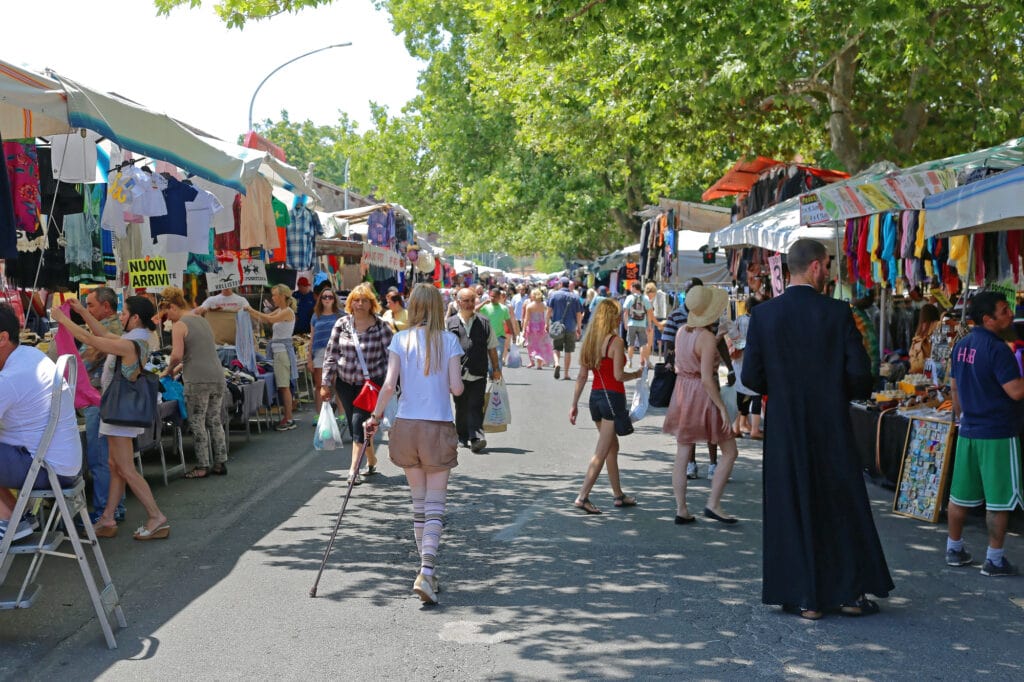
[610,206,641,238]
[829,40,862,173]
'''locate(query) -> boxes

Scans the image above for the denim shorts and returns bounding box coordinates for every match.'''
[589,390,627,423]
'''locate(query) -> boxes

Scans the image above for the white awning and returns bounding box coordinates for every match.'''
[923,165,1024,238]
[708,197,840,254]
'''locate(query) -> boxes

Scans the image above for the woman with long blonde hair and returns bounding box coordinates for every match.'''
[247,284,298,430]
[569,298,644,514]
[365,284,464,604]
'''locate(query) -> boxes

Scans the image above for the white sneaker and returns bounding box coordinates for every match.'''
[686,462,698,479]
[708,463,717,478]
[413,572,438,604]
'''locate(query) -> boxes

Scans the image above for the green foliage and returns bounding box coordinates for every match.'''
[533,253,566,275]
[160,0,1024,260]
[154,0,333,28]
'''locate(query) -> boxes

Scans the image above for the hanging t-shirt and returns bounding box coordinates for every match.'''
[190,177,237,234]
[150,176,199,241]
[185,187,222,254]
[49,130,103,183]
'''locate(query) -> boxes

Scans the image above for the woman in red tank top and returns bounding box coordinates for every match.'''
[569,298,644,514]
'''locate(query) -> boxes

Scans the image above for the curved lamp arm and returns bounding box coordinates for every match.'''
[248,42,352,131]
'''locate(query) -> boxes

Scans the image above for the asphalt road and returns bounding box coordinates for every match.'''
[2,359,1023,680]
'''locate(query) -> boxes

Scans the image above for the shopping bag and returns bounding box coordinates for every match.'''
[313,403,344,451]
[649,362,676,408]
[505,342,522,369]
[629,366,650,422]
[719,384,739,424]
[483,378,511,432]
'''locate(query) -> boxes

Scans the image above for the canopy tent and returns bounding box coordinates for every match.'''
[0,60,69,138]
[0,58,315,197]
[923,164,1024,238]
[707,196,840,254]
[453,259,475,276]
[333,203,414,223]
[800,139,1024,223]
[635,199,732,233]
[702,156,849,201]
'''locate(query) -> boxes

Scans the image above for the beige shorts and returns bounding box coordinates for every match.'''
[273,350,291,386]
[388,418,459,471]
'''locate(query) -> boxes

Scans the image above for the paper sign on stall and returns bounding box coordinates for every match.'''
[361,243,403,271]
[127,257,170,289]
[799,192,831,225]
[206,260,242,292]
[239,258,267,286]
[767,254,784,297]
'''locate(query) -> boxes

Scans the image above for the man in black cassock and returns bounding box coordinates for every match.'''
[741,239,894,620]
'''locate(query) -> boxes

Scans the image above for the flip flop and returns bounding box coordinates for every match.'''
[574,497,602,514]
[185,467,209,479]
[613,494,637,507]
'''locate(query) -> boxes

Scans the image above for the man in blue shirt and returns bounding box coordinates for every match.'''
[947,291,1024,576]
[547,277,584,380]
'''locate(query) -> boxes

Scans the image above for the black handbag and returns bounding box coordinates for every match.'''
[100,343,159,427]
[649,361,676,408]
[595,375,633,436]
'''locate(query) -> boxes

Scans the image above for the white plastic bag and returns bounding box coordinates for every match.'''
[505,342,522,369]
[629,366,650,422]
[719,383,739,424]
[483,378,512,432]
[313,403,344,451]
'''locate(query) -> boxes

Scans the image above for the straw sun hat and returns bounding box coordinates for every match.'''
[685,285,728,328]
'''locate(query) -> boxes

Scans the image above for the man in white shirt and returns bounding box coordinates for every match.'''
[0,304,82,541]
[196,287,248,314]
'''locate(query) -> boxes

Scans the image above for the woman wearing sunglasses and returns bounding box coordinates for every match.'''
[309,287,343,417]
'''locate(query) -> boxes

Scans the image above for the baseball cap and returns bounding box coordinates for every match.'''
[297,277,311,287]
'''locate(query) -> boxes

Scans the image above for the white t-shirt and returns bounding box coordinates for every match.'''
[50,130,102,183]
[388,328,464,422]
[0,346,82,476]
[201,292,248,312]
[185,188,223,254]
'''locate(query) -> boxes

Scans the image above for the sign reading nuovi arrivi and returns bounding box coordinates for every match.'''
[127,257,170,288]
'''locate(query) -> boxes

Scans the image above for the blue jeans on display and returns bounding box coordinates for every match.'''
[82,405,125,521]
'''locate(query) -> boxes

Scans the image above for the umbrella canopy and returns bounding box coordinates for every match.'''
[923,165,1024,238]
[708,197,840,254]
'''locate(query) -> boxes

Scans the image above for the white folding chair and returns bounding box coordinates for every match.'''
[0,355,127,649]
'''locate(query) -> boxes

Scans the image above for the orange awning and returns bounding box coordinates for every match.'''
[702,156,849,201]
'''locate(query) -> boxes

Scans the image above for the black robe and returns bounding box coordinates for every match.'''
[742,285,894,610]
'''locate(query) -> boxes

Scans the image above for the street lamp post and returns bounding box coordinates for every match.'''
[248,42,353,132]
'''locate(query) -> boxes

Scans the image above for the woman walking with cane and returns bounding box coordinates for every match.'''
[364,284,464,605]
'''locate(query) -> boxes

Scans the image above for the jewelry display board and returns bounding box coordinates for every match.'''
[893,417,957,522]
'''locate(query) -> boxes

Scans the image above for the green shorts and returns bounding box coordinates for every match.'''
[949,436,1024,511]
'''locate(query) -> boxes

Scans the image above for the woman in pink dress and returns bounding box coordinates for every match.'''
[522,289,555,369]
[662,286,740,525]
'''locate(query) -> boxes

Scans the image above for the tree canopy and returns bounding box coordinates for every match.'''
[158,0,1024,260]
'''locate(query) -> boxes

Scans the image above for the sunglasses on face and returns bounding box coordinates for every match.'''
[320,294,335,300]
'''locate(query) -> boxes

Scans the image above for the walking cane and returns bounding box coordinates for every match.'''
[309,438,370,598]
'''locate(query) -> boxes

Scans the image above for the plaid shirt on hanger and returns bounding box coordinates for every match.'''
[286,206,321,271]
[321,314,394,386]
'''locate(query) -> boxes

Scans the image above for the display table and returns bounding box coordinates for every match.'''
[849,402,912,485]
[225,379,266,441]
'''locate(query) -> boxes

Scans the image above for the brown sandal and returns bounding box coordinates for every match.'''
[574,497,602,514]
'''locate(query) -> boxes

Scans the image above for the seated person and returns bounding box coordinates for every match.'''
[195,287,248,314]
[0,304,82,541]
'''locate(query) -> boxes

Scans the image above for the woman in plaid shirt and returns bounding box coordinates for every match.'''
[320,283,394,485]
